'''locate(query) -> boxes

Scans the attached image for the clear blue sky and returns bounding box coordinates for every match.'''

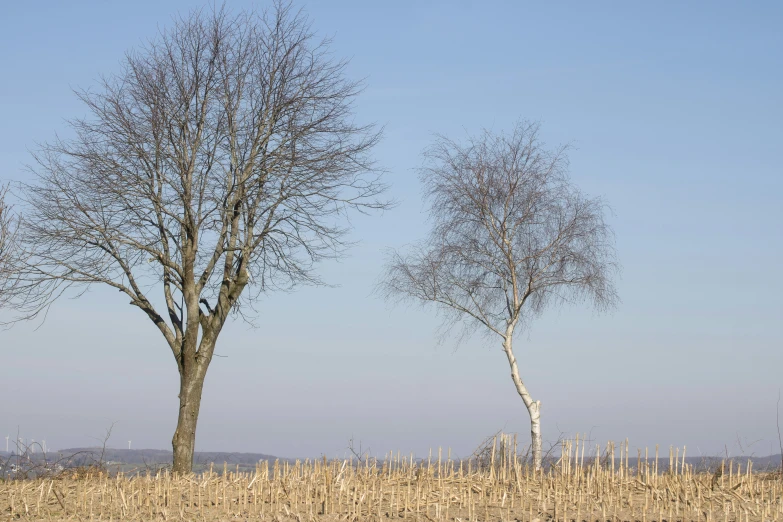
[1,1,781,460]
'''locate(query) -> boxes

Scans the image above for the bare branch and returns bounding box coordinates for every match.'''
[0,183,19,308]
[381,120,619,340]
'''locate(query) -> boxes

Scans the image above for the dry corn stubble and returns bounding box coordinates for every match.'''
[2,437,782,521]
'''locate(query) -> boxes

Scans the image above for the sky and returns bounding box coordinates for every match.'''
[1,1,781,461]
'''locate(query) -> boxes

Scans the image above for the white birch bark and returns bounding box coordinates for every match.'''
[502,330,542,470]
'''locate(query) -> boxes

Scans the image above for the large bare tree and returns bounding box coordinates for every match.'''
[13,3,387,473]
[382,121,618,470]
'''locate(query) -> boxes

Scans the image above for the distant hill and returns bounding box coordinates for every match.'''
[3,449,781,474]
[52,448,286,467]
[48,449,783,470]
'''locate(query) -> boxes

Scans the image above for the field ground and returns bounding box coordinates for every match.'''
[2,439,782,521]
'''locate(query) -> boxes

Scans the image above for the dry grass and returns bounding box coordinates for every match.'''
[1,436,781,521]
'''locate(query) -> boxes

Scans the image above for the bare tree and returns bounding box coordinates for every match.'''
[381,121,618,470]
[13,3,387,473]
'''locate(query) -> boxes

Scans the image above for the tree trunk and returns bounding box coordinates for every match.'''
[172,367,206,473]
[528,399,542,471]
[502,335,543,471]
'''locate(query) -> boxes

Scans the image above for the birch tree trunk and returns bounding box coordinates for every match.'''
[502,335,542,471]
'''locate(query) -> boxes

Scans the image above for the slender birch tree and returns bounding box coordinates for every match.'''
[13,3,387,473]
[381,121,618,470]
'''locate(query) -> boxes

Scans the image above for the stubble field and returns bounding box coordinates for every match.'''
[2,437,781,522]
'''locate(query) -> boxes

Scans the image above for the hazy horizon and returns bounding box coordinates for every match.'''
[1,1,781,462]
